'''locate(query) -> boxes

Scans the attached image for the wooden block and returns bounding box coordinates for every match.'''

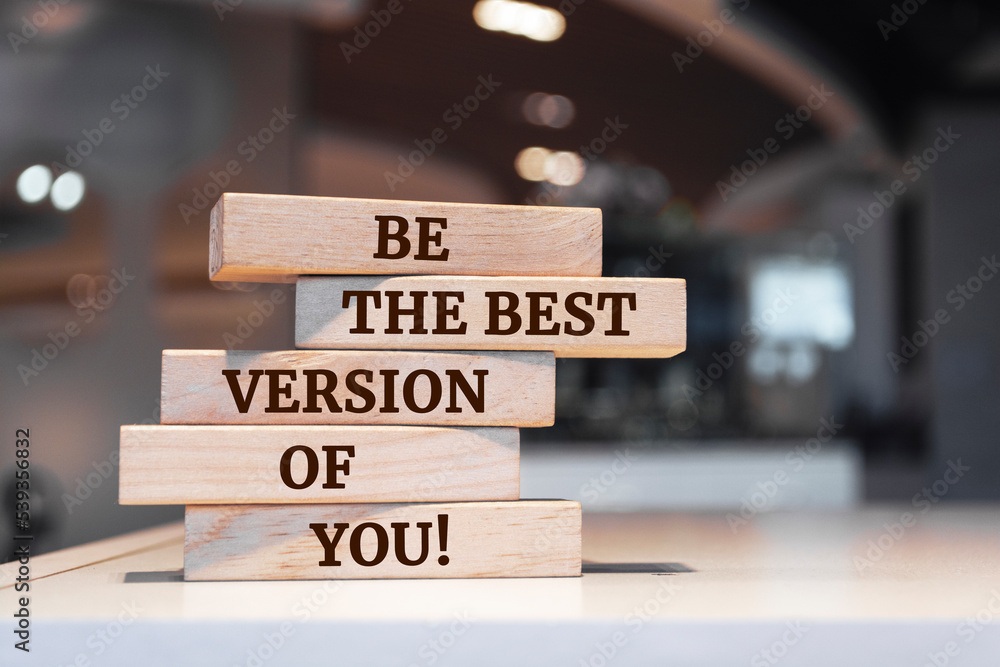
[184,500,581,580]
[209,193,602,282]
[119,425,518,504]
[160,349,554,426]
[295,276,686,358]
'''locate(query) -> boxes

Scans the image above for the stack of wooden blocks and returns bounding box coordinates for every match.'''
[119,193,686,580]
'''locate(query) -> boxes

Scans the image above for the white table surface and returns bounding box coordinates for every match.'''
[4,506,1000,665]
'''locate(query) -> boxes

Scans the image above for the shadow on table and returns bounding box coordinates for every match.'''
[122,564,695,581]
[582,562,694,574]
[124,569,185,583]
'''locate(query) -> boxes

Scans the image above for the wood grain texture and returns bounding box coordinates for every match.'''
[184,500,581,580]
[295,276,686,358]
[160,349,554,426]
[209,193,602,282]
[119,425,518,504]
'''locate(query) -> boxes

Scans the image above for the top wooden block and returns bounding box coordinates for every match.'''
[209,193,602,282]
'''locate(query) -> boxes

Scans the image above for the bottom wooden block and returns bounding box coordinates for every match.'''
[184,500,581,580]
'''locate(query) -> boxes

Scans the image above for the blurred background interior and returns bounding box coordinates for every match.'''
[3,0,1000,557]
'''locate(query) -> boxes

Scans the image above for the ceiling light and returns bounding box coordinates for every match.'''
[544,151,585,186]
[522,92,575,128]
[473,0,566,42]
[515,146,551,181]
[515,147,586,186]
[50,171,86,211]
[16,165,53,204]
